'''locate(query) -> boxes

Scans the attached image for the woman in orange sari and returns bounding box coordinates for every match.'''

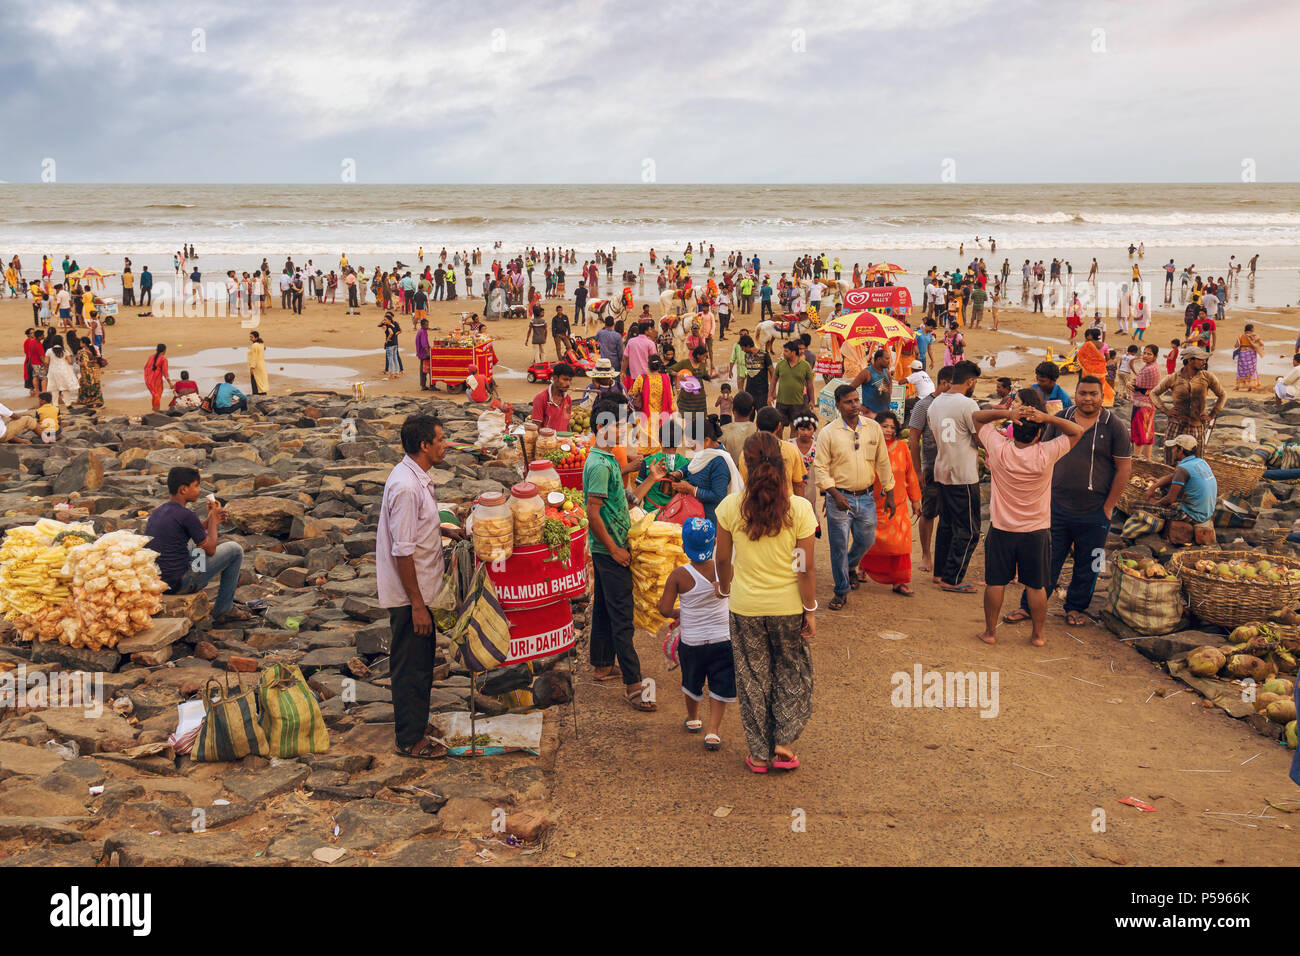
[627,354,675,455]
[143,343,171,411]
[858,411,922,595]
[1077,328,1114,406]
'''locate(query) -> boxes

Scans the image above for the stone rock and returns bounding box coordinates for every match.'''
[223,497,306,536]
[130,646,173,666]
[194,640,219,660]
[220,762,311,804]
[0,741,67,780]
[227,656,259,673]
[245,628,297,650]
[159,590,212,624]
[301,752,373,773]
[295,647,357,672]
[276,567,310,588]
[343,595,386,622]
[252,550,305,577]
[27,642,121,674]
[435,796,496,835]
[51,451,105,495]
[0,816,87,844]
[505,811,555,844]
[116,617,192,654]
[356,621,391,656]
[161,802,258,833]
[101,829,264,865]
[333,798,441,849]
[35,710,137,754]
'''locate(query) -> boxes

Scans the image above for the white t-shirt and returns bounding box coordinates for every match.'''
[933,286,947,305]
[926,391,981,485]
[907,371,935,399]
[809,281,824,303]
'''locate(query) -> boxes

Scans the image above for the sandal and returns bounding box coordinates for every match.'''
[626,684,657,712]
[771,753,800,771]
[214,606,256,624]
[892,584,913,597]
[592,666,621,682]
[848,571,861,591]
[829,594,848,611]
[1001,609,1031,624]
[684,719,703,734]
[704,733,721,751]
[939,583,976,594]
[1065,611,1095,627]
[745,756,769,774]
[395,736,447,760]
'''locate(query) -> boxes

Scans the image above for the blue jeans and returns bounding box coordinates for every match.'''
[825,490,878,596]
[1264,468,1300,480]
[1018,505,1112,616]
[179,541,243,616]
[385,345,403,373]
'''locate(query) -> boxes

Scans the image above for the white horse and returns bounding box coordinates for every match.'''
[800,277,851,303]
[659,286,700,316]
[755,314,816,353]
[587,296,629,330]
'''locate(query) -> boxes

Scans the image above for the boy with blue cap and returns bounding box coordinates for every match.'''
[657,517,735,751]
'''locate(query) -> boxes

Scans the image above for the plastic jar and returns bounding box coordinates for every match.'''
[527,460,562,496]
[510,481,545,546]
[522,422,539,462]
[536,427,559,459]
[471,492,514,563]
[498,435,522,467]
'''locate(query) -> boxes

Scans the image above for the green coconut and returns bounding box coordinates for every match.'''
[1286,720,1297,750]
[1187,645,1227,678]
[1262,678,1294,697]
[1255,692,1288,712]
[1226,654,1270,683]
[1266,699,1298,724]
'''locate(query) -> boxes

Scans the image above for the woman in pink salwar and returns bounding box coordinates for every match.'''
[143,343,171,411]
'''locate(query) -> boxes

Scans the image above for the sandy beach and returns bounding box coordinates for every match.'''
[4,277,1296,418]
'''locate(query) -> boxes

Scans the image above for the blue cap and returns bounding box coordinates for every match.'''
[681,517,716,562]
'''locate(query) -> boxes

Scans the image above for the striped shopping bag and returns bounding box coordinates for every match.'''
[449,565,512,673]
[193,676,270,762]
[257,663,329,757]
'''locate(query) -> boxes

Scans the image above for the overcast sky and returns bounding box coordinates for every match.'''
[1,0,1296,183]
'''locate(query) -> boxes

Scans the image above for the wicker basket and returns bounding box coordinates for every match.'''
[1131,459,1173,484]
[1169,548,1300,627]
[1117,475,1159,516]
[1202,452,1266,498]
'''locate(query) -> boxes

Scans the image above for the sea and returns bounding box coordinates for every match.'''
[4,183,1300,309]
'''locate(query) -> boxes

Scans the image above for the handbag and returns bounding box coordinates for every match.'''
[448,564,512,673]
[656,492,706,525]
[257,663,329,757]
[192,675,270,762]
[97,356,109,368]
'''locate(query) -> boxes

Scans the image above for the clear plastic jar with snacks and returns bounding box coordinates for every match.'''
[527,460,562,496]
[535,427,559,459]
[471,492,514,563]
[498,435,522,467]
[510,481,545,546]
[522,423,539,462]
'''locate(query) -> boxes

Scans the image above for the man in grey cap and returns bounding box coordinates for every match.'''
[1150,345,1225,465]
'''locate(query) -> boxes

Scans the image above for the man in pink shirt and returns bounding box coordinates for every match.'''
[624,320,657,380]
[377,415,466,759]
[970,391,1084,648]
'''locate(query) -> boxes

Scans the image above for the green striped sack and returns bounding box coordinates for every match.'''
[257,663,330,757]
[449,565,512,674]
[193,676,270,762]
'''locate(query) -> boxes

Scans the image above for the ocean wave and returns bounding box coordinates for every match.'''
[143,203,197,209]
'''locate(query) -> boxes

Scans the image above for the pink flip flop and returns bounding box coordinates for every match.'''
[745,756,769,774]
[771,754,800,771]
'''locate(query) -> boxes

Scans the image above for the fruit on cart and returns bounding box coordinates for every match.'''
[1286,720,1297,750]
[1262,677,1294,697]
[1226,653,1272,683]
[570,404,591,432]
[1255,692,1289,712]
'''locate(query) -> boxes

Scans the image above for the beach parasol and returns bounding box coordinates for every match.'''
[866,262,907,278]
[820,309,913,346]
[65,267,118,290]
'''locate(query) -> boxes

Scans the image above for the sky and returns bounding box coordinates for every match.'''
[0,0,1296,183]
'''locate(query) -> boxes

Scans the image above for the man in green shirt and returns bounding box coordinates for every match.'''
[584,393,667,711]
[738,274,755,314]
[970,284,988,328]
[774,339,815,436]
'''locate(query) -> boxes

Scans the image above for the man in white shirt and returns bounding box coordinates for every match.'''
[906,360,935,399]
[1275,353,1300,404]
[1116,287,1131,333]
[377,415,465,759]
[0,402,40,442]
[279,270,293,309]
[808,279,825,311]
[926,360,983,591]
[932,282,947,321]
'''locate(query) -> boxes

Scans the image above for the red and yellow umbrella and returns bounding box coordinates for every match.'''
[866,262,907,278]
[65,267,117,290]
[820,309,913,346]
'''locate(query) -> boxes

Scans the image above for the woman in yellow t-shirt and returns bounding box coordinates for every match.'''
[715,431,817,775]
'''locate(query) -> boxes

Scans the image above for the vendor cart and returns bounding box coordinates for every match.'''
[425,339,498,391]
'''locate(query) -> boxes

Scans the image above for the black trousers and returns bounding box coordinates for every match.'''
[590,552,641,685]
[140,287,152,305]
[434,280,444,300]
[934,482,982,586]
[122,288,135,305]
[389,605,435,749]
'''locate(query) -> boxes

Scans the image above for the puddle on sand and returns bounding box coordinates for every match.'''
[103,345,382,399]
